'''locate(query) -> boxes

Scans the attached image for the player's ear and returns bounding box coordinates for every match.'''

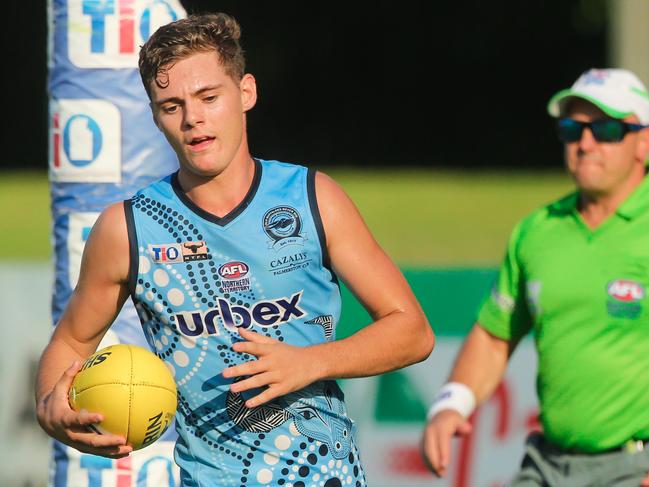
[240,74,257,112]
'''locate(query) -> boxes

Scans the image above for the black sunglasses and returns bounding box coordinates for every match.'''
[557,118,648,143]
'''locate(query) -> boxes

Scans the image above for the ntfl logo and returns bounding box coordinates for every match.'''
[67,0,186,68]
[50,99,121,182]
[148,242,210,264]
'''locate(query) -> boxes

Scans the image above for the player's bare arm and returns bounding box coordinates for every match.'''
[223,171,435,407]
[36,202,133,457]
[421,323,513,477]
[312,171,435,374]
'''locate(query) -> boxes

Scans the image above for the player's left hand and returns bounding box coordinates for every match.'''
[222,328,323,408]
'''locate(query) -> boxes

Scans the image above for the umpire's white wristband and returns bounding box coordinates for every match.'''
[427,382,476,420]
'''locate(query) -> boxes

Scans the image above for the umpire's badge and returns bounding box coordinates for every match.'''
[606,279,645,319]
[263,206,306,251]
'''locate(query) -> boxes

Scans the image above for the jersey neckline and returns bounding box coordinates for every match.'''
[170,158,263,227]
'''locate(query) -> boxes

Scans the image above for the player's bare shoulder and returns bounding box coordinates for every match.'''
[313,171,363,234]
[78,202,130,285]
[314,171,349,204]
[89,202,129,249]
[314,170,372,246]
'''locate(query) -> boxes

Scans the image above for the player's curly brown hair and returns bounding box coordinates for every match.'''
[138,13,246,99]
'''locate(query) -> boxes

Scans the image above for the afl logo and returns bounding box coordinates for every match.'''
[219,261,250,280]
[263,206,306,250]
[607,280,645,302]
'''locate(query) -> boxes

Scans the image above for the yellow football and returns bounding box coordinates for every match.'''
[68,344,177,451]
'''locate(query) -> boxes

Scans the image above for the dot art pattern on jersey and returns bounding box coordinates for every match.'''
[130,191,366,486]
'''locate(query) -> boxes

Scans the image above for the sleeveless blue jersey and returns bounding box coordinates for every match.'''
[125,159,367,487]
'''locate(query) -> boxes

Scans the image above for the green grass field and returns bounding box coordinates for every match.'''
[329,168,573,266]
[0,169,573,265]
[0,172,51,260]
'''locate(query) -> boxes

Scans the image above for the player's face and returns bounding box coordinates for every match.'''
[149,51,257,178]
[564,99,647,198]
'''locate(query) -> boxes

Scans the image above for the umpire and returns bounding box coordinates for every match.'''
[421,68,649,486]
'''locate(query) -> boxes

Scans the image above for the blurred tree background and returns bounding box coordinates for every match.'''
[8,0,608,170]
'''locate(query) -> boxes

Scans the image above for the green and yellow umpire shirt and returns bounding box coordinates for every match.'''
[478,176,649,453]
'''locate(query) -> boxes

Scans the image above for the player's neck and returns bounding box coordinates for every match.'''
[176,153,256,218]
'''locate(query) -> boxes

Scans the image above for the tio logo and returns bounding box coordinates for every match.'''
[67,0,186,68]
[149,244,183,264]
[50,99,121,182]
[61,114,102,167]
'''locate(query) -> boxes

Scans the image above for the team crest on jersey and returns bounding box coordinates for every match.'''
[606,279,645,319]
[263,206,306,251]
[218,261,251,292]
[149,241,210,263]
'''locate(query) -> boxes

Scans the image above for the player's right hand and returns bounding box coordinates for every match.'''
[36,361,133,458]
[420,409,473,477]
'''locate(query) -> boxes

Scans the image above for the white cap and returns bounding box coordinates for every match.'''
[547,68,649,124]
